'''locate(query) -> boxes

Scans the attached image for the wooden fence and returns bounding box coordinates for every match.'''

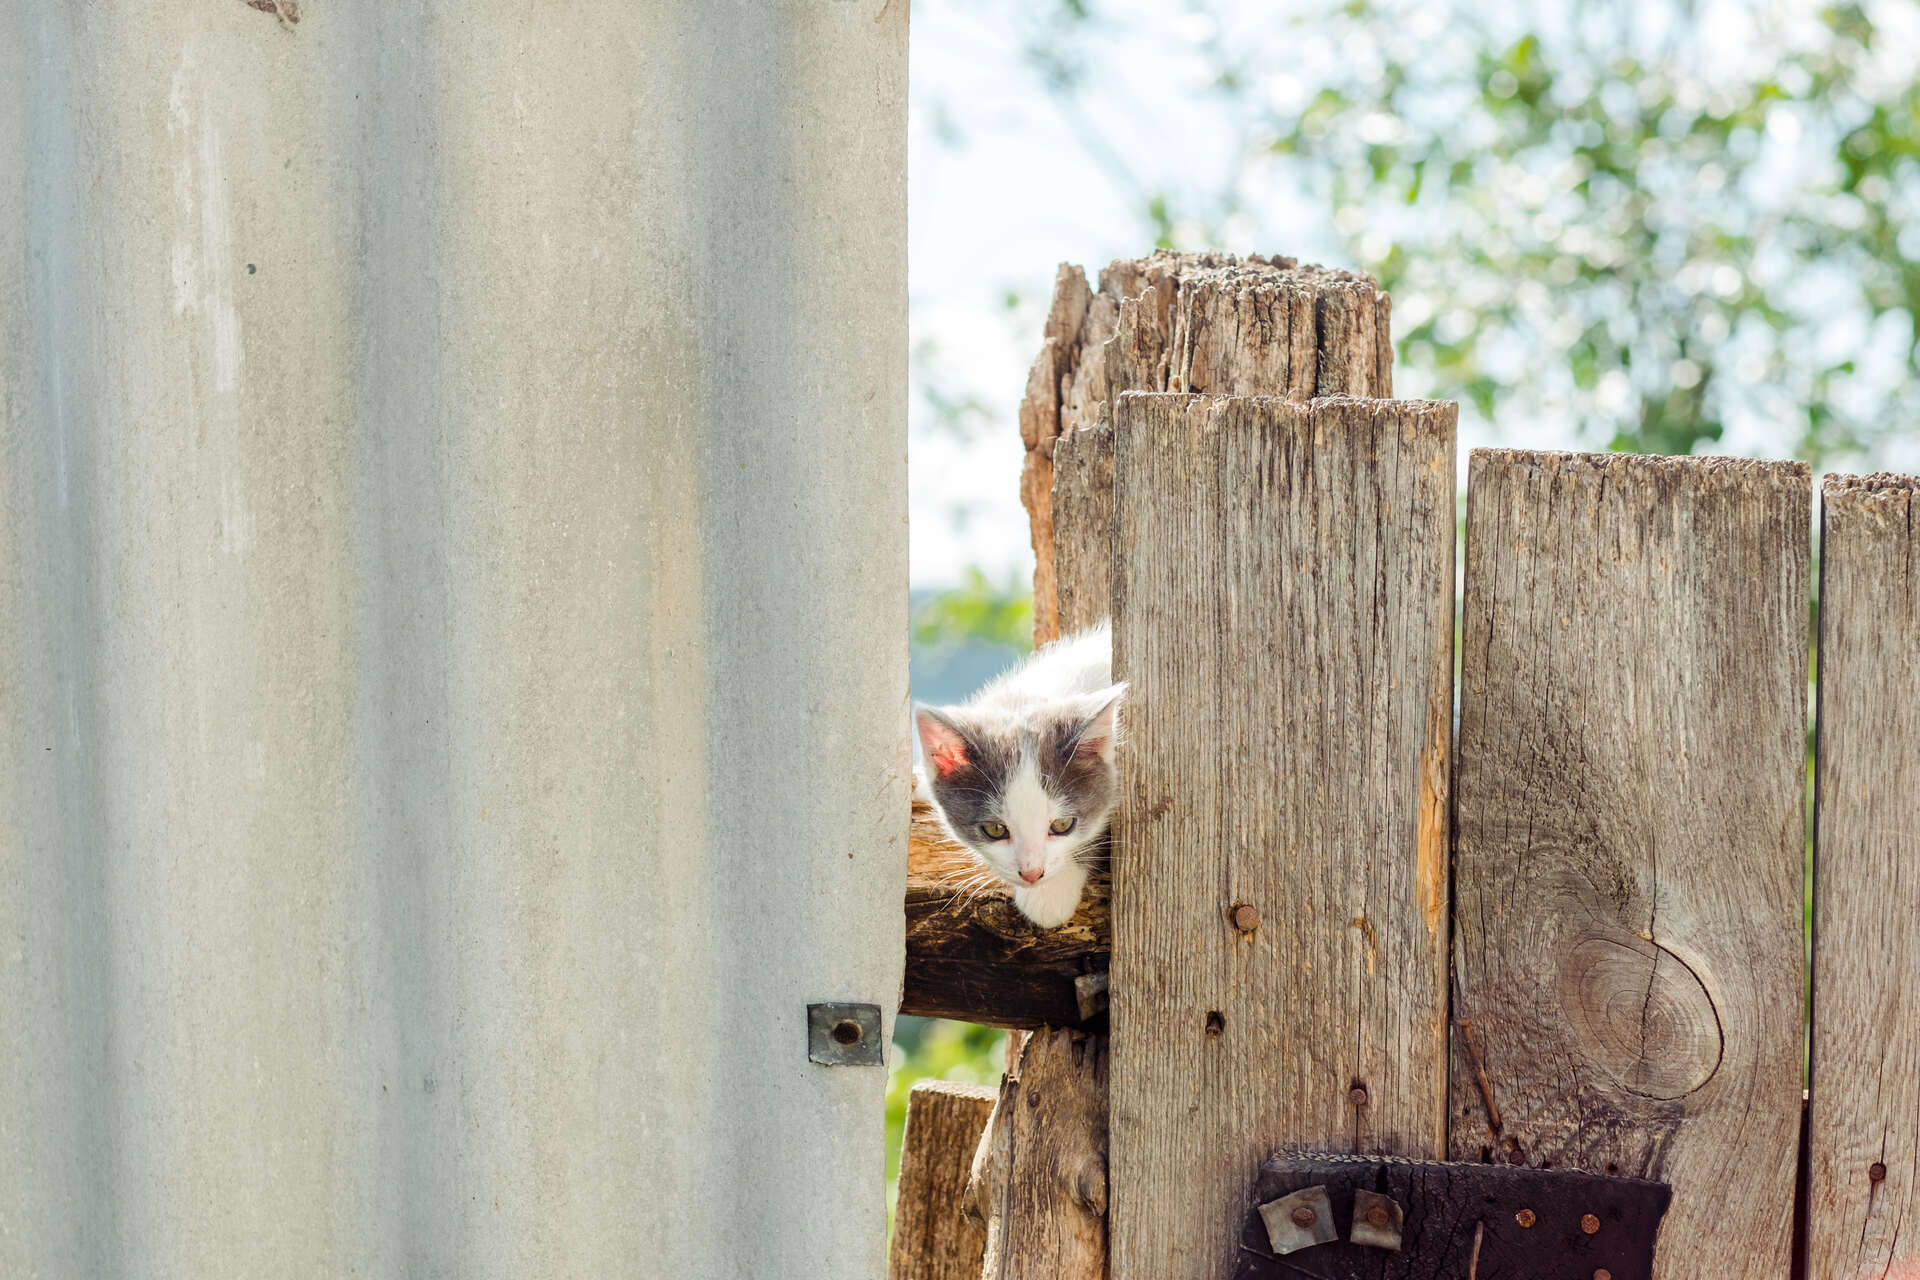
[894,252,1920,1280]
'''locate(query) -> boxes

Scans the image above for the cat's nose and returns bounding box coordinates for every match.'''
[1019,868,1044,884]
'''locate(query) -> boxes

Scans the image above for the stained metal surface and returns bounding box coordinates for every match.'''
[1258,1185,1338,1255]
[1235,1155,1671,1280]
[808,1003,886,1067]
[0,2,906,1276]
[1349,1188,1404,1251]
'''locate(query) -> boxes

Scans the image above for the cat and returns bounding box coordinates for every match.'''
[914,620,1125,928]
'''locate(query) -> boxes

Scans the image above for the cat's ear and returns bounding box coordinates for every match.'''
[915,706,974,780]
[1068,684,1127,764]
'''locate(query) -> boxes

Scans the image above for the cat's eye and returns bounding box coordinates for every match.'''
[981,821,1009,840]
[1049,816,1076,835]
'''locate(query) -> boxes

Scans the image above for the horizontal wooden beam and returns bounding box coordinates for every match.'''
[904,794,1109,1030]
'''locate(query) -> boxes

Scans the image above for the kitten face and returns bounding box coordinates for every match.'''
[915,687,1123,926]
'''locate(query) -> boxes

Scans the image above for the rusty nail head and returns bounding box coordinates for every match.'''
[1515,1208,1536,1228]
[1366,1204,1390,1228]
[1581,1213,1601,1235]
[1260,1186,1338,1256]
[1594,1271,1612,1280]
[1871,1162,1889,1183]
[1231,903,1261,933]
[1348,1084,1369,1107]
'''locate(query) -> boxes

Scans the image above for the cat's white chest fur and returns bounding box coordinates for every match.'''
[1013,862,1092,929]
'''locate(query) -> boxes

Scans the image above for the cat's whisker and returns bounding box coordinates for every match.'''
[946,872,1007,914]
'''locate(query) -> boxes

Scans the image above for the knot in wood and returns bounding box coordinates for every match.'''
[1072,1157,1108,1215]
[1557,934,1723,1099]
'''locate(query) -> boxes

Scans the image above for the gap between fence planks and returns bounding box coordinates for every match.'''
[889,1080,997,1280]
[1108,393,1456,1280]
[1808,473,1920,1280]
[1450,450,1809,1280]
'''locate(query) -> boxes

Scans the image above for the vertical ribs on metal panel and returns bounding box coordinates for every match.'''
[1108,393,1456,1280]
[1808,473,1920,1280]
[1451,451,1809,1279]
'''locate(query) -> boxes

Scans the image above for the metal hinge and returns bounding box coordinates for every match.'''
[1234,1154,1672,1280]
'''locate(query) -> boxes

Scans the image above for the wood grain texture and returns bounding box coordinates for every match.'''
[1108,394,1457,1280]
[1053,422,1115,638]
[889,1081,998,1280]
[1451,450,1810,1280]
[969,1029,1110,1280]
[905,793,1109,1029]
[1020,253,1391,644]
[1808,472,1920,1280]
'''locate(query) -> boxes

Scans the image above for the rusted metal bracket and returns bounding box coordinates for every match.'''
[1233,1154,1671,1280]
[806,1002,884,1066]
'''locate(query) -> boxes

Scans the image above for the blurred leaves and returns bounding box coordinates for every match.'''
[912,566,1035,650]
[994,0,1920,467]
[913,335,998,442]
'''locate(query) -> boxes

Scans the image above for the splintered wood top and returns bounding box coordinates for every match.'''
[1023,252,1392,645]
[1450,449,1810,1280]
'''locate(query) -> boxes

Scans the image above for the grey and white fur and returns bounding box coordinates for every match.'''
[914,621,1124,928]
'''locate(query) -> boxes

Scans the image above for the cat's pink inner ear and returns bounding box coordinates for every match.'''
[1073,688,1125,763]
[917,710,971,779]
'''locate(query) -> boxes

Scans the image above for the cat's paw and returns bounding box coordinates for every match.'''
[1014,868,1086,929]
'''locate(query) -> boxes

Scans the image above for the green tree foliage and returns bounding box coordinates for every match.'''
[1003,0,1920,466]
[912,566,1034,652]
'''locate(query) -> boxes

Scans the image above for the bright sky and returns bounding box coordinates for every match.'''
[907,0,1515,589]
[906,0,1920,590]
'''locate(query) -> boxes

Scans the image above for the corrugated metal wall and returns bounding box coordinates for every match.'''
[0,2,907,1276]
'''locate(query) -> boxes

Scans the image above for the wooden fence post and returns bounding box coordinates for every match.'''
[890,1081,998,1280]
[1023,253,1393,648]
[1108,394,1457,1278]
[1450,451,1809,1279]
[963,253,1397,1280]
[968,1030,1110,1280]
[1807,472,1920,1279]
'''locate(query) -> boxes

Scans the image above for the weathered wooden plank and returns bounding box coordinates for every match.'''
[889,1080,997,1280]
[1808,472,1920,1280]
[1053,422,1115,639]
[1451,450,1809,1280]
[1108,394,1456,1280]
[968,1029,1110,1280]
[1021,253,1391,644]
